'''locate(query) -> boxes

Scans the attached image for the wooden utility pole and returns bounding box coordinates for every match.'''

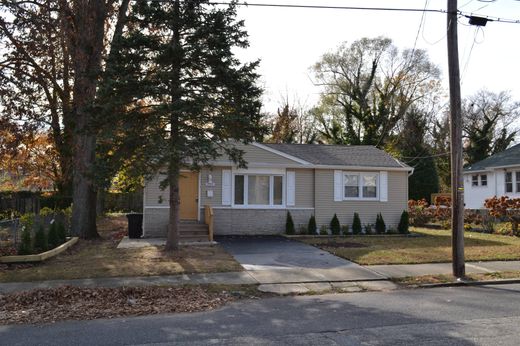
[447,0,465,278]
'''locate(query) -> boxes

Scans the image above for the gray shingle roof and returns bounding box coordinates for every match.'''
[464,143,520,172]
[262,143,408,168]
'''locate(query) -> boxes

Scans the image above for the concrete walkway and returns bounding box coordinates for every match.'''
[368,261,520,278]
[1,260,519,294]
[217,235,385,283]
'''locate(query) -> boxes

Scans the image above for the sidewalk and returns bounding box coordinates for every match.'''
[1,260,519,294]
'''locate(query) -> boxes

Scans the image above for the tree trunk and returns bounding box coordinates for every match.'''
[165,0,182,252]
[166,163,181,251]
[66,0,107,239]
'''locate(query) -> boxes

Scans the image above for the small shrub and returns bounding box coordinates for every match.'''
[495,222,513,236]
[386,227,398,234]
[330,214,341,235]
[398,211,410,234]
[319,225,328,235]
[364,224,374,235]
[39,207,55,217]
[56,222,67,244]
[20,213,35,232]
[34,225,48,253]
[308,215,317,235]
[341,225,349,236]
[440,220,451,230]
[375,213,386,234]
[18,227,33,255]
[352,213,362,235]
[464,223,472,232]
[47,222,60,249]
[481,214,496,233]
[286,212,295,235]
[298,225,308,235]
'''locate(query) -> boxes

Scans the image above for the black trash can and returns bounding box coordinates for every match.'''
[126,213,143,239]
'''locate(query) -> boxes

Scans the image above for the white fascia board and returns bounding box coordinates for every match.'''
[313,164,412,172]
[251,142,312,165]
[487,164,520,170]
[463,169,494,174]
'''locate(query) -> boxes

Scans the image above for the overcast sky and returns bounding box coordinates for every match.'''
[228,0,520,114]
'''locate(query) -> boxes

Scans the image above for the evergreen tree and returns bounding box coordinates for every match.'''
[34,225,48,253]
[375,213,386,234]
[398,211,410,234]
[397,108,440,202]
[18,227,33,255]
[352,213,362,235]
[286,212,295,235]
[47,223,60,249]
[308,215,317,235]
[330,214,341,235]
[103,1,264,251]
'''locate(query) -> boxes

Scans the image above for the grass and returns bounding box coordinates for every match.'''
[394,271,520,286]
[0,215,242,283]
[299,227,520,265]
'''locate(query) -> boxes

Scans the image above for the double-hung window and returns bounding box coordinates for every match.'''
[480,174,488,186]
[516,172,520,193]
[505,172,513,193]
[472,175,479,186]
[343,172,378,199]
[233,174,284,207]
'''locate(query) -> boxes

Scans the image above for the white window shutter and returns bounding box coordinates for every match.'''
[287,171,296,206]
[379,171,388,202]
[222,169,232,205]
[334,170,343,202]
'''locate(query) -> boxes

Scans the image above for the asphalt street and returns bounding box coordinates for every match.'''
[2,284,520,345]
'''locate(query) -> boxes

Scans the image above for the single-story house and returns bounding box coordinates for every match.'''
[464,143,520,210]
[142,142,412,239]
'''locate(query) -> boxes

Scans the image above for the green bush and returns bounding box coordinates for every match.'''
[319,225,328,235]
[375,213,386,234]
[398,211,410,234]
[34,225,48,253]
[47,222,60,249]
[387,227,399,234]
[352,213,362,235]
[341,225,349,236]
[20,213,35,232]
[285,211,295,235]
[56,222,67,244]
[364,224,374,235]
[18,227,33,255]
[298,225,308,235]
[39,207,55,217]
[330,214,341,235]
[308,215,317,235]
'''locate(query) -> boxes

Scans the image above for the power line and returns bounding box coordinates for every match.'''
[205,1,520,24]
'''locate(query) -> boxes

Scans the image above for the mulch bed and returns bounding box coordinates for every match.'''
[0,285,239,325]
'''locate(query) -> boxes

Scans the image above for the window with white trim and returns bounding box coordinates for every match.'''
[233,174,284,207]
[516,172,520,193]
[472,175,479,186]
[343,172,379,199]
[505,172,513,193]
[480,174,487,186]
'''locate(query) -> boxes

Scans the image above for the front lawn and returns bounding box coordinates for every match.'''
[0,215,242,283]
[299,228,520,265]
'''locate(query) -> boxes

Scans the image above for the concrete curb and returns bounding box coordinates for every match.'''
[409,278,520,289]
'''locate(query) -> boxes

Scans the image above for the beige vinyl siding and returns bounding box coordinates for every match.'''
[199,166,227,208]
[217,142,301,165]
[144,174,169,207]
[314,169,407,228]
[290,168,314,208]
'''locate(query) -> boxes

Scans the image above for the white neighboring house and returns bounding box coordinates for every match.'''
[464,144,520,209]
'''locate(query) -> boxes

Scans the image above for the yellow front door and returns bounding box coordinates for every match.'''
[179,172,199,220]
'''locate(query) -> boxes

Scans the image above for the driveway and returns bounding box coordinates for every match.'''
[217,236,385,283]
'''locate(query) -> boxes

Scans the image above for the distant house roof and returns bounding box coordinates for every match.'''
[260,143,409,169]
[464,143,520,172]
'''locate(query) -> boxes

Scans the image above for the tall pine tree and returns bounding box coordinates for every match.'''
[397,108,440,202]
[102,0,264,251]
